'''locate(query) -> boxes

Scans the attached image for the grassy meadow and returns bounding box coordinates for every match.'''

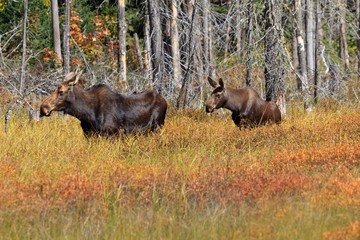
[0,102,360,239]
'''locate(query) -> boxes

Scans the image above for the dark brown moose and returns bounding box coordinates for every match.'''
[40,71,167,137]
[205,77,281,128]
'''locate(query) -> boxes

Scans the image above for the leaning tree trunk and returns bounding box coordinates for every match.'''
[117,0,127,83]
[264,0,286,116]
[51,0,62,66]
[63,0,70,74]
[147,0,164,93]
[20,0,28,94]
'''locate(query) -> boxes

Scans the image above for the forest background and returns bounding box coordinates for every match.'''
[0,0,359,112]
[0,0,360,239]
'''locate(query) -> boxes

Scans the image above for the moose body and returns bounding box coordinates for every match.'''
[206,77,281,127]
[40,72,167,137]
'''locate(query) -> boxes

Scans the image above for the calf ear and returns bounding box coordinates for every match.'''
[208,77,219,88]
[218,78,225,88]
[64,72,76,82]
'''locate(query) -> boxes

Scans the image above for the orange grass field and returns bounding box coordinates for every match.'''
[0,103,359,239]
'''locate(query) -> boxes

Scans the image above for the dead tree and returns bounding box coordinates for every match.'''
[117,0,127,83]
[264,0,286,116]
[20,0,28,94]
[51,0,62,66]
[63,0,70,74]
[147,0,164,93]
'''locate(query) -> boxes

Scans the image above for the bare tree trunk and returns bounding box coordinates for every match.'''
[170,0,182,89]
[292,16,299,70]
[203,0,213,76]
[176,4,196,109]
[235,0,243,58]
[339,0,349,70]
[306,0,315,80]
[63,0,70,74]
[134,33,144,70]
[245,0,253,86]
[208,13,214,77]
[314,0,320,103]
[117,0,127,83]
[144,6,152,79]
[357,0,360,81]
[224,24,231,61]
[186,0,202,82]
[264,0,286,116]
[20,0,28,94]
[51,0,62,65]
[147,0,164,93]
[295,0,309,108]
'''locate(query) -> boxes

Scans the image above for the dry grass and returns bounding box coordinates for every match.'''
[0,103,359,239]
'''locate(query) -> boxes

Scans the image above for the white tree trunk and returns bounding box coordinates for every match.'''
[170,0,182,89]
[51,0,62,64]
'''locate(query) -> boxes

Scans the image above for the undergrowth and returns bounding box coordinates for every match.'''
[0,103,359,239]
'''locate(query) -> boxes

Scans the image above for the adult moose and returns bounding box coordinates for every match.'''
[206,77,281,128]
[40,71,167,137]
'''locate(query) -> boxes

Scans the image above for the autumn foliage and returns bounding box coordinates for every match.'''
[0,104,359,238]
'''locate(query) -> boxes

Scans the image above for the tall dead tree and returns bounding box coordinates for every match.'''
[357,0,360,80]
[314,0,320,103]
[245,0,253,86]
[235,0,244,58]
[292,14,299,72]
[339,0,349,70]
[51,0,62,65]
[203,0,214,77]
[264,0,286,116]
[117,0,127,83]
[306,0,315,80]
[144,5,152,79]
[170,0,181,89]
[63,0,70,74]
[147,0,164,92]
[295,0,310,108]
[20,0,28,94]
[133,33,144,70]
[186,0,202,86]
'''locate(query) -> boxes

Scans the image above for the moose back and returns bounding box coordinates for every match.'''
[40,72,167,137]
[206,77,281,127]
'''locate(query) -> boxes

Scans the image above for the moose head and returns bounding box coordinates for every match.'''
[40,71,83,117]
[205,77,228,113]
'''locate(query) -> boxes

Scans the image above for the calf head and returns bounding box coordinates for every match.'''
[40,71,83,117]
[206,77,227,113]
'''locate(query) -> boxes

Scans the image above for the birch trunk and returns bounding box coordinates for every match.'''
[117,0,127,83]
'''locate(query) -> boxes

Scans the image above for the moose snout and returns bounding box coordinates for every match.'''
[205,105,214,113]
[39,105,50,117]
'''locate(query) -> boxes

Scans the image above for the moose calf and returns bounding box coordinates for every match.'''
[206,77,281,128]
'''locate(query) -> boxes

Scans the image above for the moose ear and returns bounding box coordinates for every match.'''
[218,78,225,88]
[64,72,76,83]
[68,71,83,86]
[208,76,219,88]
